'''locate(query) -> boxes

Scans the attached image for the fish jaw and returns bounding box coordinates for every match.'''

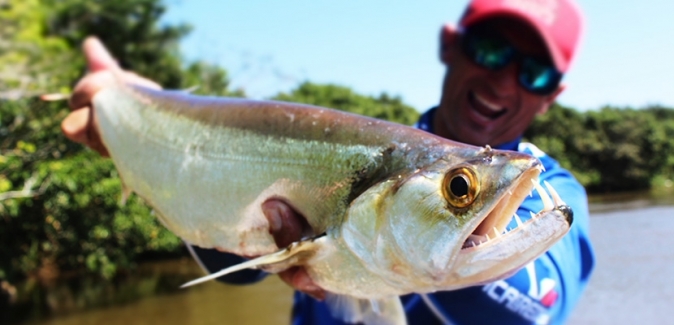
[446,204,572,288]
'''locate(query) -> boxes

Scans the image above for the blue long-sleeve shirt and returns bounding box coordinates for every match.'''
[189,107,595,325]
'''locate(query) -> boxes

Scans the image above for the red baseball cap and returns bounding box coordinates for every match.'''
[459,0,584,72]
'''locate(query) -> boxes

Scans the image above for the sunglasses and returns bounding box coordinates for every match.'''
[461,29,563,95]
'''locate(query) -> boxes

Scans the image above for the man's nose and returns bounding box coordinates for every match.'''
[489,63,519,96]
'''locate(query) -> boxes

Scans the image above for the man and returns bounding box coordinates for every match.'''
[62,0,594,324]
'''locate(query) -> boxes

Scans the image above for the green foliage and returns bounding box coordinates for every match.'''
[180,61,245,97]
[0,99,183,281]
[526,104,674,192]
[273,82,420,125]
[0,0,77,99]
[43,0,190,87]
[0,0,242,282]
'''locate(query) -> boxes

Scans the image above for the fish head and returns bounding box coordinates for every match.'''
[346,146,572,292]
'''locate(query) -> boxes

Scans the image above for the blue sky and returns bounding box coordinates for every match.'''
[162,0,674,112]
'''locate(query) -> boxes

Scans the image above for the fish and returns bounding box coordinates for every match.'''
[90,74,573,325]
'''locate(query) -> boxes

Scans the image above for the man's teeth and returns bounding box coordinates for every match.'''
[474,93,504,112]
[462,180,566,249]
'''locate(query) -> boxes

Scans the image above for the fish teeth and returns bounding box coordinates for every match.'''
[513,213,524,227]
[492,227,500,238]
[543,180,565,206]
[530,211,537,219]
[531,179,554,211]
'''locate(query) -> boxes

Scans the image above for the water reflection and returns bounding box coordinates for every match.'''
[588,188,674,213]
[7,259,292,325]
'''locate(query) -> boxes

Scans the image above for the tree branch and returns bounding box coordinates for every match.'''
[0,173,47,201]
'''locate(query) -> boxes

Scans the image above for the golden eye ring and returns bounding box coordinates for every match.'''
[443,167,479,208]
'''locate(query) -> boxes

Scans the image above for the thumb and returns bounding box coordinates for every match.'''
[82,36,119,72]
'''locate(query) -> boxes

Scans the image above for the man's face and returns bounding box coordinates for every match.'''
[434,19,563,147]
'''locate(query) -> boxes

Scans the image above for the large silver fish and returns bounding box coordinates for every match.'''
[91,75,572,325]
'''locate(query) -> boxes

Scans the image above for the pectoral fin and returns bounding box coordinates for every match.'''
[325,293,406,325]
[180,237,322,288]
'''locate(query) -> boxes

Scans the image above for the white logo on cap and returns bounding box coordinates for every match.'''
[503,0,558,26]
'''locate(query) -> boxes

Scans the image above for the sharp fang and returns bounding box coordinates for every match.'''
[530,211,537,219]
[508,189,513,195]
[492,227,500,238]
[471,241,476,248]
[531,179,554,211]
[486,234,491,241]
[543,181,565,206]
[513,214,523,227]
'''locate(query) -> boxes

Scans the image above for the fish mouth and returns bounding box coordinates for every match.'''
[440,166,574,287]
[460,167,572,251]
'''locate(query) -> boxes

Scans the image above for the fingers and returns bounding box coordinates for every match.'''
[83,36,119,72]
[63,37,160,156]
[262,199,324,300]
[61,108,91,144]
[278,267,326,300]
[262,199,307,248]
[60,106,110,156]
[69,71,116,110]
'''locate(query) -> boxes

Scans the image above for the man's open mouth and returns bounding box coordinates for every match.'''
[469,91,507,120]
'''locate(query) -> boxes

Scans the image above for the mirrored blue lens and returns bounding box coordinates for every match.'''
[462,30,563,95]
[519,58,562,95]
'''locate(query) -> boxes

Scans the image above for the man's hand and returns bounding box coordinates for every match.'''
[262,200,326,300]
[61,37,160,156]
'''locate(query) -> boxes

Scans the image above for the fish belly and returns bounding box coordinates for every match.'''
[93,87,385,256]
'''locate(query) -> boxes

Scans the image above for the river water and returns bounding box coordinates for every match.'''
[5,190,674,325]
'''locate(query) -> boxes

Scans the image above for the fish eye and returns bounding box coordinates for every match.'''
[443,167,479,208]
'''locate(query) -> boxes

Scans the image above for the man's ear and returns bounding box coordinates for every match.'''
[538,84,566,115]
[440,24,459,64]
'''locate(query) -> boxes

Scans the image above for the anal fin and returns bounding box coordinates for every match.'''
[325,293,406,325]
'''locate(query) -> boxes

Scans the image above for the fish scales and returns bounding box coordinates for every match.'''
[94,84,464,255]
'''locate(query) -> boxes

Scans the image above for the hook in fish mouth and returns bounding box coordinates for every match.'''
[461,174,573,251]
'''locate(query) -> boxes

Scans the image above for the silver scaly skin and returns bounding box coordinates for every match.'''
[92,74,573,325]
